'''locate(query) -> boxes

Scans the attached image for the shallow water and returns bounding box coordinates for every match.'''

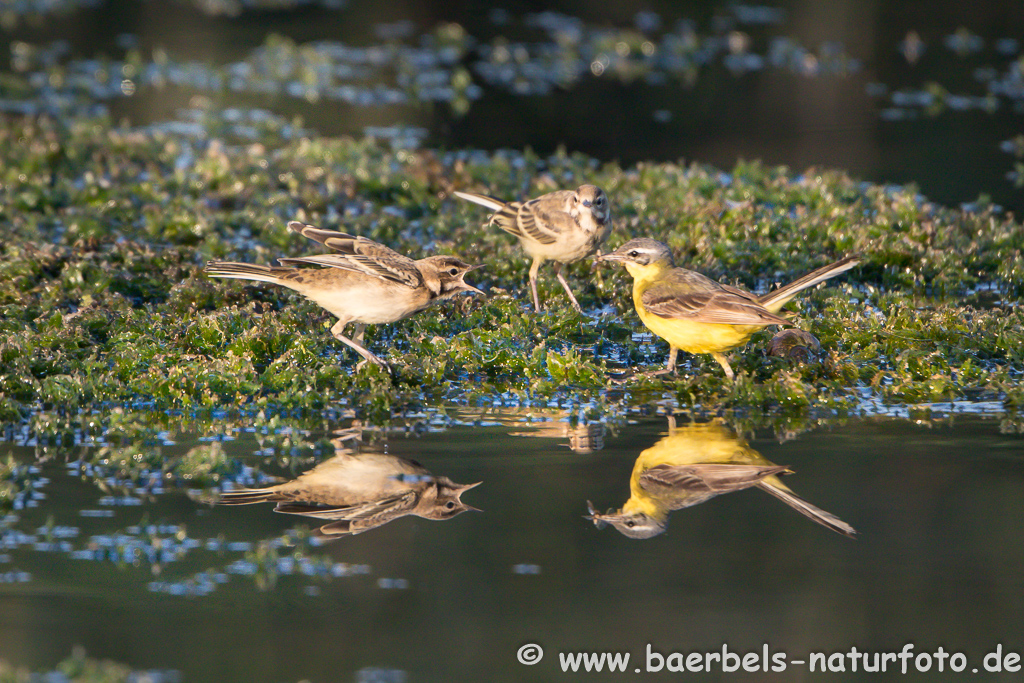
[1,410,1022,681]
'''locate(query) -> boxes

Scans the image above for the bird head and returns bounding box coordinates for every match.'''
[420,256,486,298]
[422,478,482,520]
[596,238,674,278]
[571,184,610,226]
[585,501,667,539]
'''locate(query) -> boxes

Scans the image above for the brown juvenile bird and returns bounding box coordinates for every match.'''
[205,221,483,368]
[453,184,611,313]
[219,447,481,536]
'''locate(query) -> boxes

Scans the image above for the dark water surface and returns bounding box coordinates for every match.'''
[3,0,1024,213]
[1,411,1022,681]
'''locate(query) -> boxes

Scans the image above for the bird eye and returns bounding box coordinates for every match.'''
[445,501,456,509]
[626,520,635,527]
[448,268,459,276]
[628,250,639,258]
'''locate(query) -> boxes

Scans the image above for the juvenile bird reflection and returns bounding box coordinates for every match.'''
[509,420,605,454]
[587,420,855,539]
[219,441,481,536]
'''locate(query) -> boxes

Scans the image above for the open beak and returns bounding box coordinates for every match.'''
[458,481,483,512]
[458,282,486,296]
[461,266,487,296]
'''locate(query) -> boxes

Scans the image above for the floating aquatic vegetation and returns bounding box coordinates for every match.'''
[0,646,180,683]
[473,12,860,95]
[0,454,47,511]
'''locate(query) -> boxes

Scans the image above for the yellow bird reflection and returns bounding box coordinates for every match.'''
[587,420,855,539]
[219,438,481,536]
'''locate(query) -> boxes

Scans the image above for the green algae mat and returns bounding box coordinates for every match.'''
[2,114,1023,429]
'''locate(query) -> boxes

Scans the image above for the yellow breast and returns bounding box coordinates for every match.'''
[633,285,759,354]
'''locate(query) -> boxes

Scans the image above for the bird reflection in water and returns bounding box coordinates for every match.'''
[219,437,481,536]
[587,419,855,539]
[509,420,605,454]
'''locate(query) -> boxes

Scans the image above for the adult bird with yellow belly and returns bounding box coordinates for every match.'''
[598,238,860,380]
[586,419,856,539]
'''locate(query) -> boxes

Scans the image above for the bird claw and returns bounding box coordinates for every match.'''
[354,358,392,374]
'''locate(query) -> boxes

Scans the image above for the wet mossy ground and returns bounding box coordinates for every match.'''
[2,110,1023,427]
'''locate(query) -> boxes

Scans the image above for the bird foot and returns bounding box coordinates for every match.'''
[354,358,392,374]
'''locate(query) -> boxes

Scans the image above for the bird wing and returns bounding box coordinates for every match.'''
[641,270,792,326]
[288,221,405,259]
[641,463,791,494]
[273,489,419,520]
[286,221,423,286]
[277,253,423,288]
[516,194,576,245]
[639,463,791,511]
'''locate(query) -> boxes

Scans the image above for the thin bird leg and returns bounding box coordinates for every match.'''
[666,346,678,373]
[645,346,679,377]
[330,320,387,368]
[711,352,735,381]
[352,323,366,345]
[528,257,543,312]
[552,262,583,313]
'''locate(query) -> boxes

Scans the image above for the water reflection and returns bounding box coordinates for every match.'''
[219,437,481,536]
[454,406,612,454]
[587,419,855,539]
[508,420,605,454]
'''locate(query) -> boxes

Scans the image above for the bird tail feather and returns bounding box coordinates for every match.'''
[759,255,860,312]
[757,482,857,537]
[217,488,278,505]
[204,261,292,284]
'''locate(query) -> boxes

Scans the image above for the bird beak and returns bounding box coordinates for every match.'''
[458,282,486,296]
[457,481,482,512]
[584,500,613,529]
[582,200,592,208]
[595,251,625,264]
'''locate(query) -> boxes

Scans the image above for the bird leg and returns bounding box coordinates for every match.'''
[552,262,583,313]
[711,352,735,381]
[643,346,679,377]
[666,346,678,373]
[528,257,543,312]
[330,320,388,370]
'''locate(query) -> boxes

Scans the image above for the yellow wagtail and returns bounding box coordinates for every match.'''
[586,419,855,539]
[598,238,860,380]
[205,221,484,368]
[220,437,480,536]
[453,184,611,313]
